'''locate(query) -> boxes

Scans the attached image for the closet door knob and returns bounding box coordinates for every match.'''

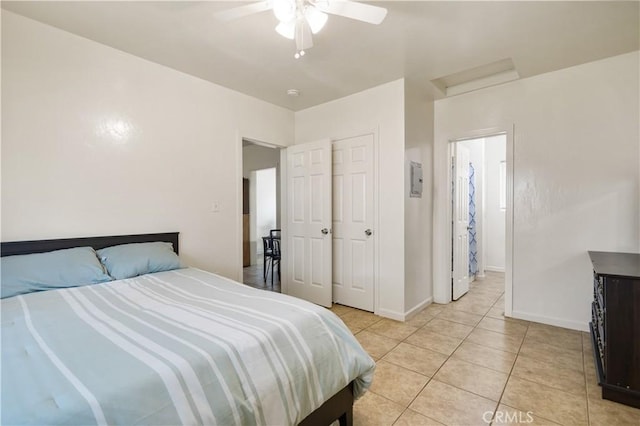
[321,228,329,235]
[365,229,373,236]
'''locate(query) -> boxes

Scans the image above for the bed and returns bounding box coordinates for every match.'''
[1,232,375,425]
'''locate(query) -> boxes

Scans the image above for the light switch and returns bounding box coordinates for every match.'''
[212,201,220,212]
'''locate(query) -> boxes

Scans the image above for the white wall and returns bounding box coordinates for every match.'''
[242,144,280,178]
[484,135,506,271]
[295,80,407,319]
[1,11,294,278]
[404,79,435,315]
[255,168,277,256]
[434,51,640,330]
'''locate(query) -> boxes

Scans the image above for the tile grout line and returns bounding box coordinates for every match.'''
[468,275,518,424]
[361,313,431,425]
[428,285,508,424]
[481,289,514,425]
[353,273,604,425]
[390,378,434,425]
[389,314,474,425]
[362,388,413,425]
[366,303,491,425]
[420,282,504,419]
[391,291,508,425]
[489,318,530,424]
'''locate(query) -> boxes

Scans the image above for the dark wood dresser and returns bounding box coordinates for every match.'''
[588,251,640,408]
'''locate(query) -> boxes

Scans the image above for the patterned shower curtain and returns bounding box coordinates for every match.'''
[468,163,478,275]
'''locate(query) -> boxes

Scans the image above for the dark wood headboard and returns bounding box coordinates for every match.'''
[0,232,180,257]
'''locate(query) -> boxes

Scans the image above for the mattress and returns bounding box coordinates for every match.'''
[1,267,375,425]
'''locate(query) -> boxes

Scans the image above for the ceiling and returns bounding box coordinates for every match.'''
[3,1,638,111]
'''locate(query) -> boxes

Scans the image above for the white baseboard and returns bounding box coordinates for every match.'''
[376,308,405,322]
[404,297,433,321]
[511,310,589,332]
[485,266,505,273]
[377,297,433,322]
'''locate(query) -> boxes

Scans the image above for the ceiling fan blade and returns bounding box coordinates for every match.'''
[314,0,387,25]
[214,1,272,22]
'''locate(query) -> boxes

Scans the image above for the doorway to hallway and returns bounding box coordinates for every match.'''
[451,134,507,301]
[241,139,281,291]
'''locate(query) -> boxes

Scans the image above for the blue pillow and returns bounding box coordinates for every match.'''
[96,242,181,280]
[1,247,113,299]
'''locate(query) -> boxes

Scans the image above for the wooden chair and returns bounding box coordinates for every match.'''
[262,236,274,281]
[263,230,282,285]
[270,237,281,286]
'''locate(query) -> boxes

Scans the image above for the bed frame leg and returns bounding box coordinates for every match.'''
[338,406,353,426]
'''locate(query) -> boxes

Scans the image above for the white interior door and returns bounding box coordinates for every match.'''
[452,143,470,300]
[285,140,333,307]
[332,135,375,311]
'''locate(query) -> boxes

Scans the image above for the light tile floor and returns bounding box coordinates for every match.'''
[329,272,640,426]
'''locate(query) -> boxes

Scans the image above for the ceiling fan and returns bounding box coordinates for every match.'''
[215,0,388,58]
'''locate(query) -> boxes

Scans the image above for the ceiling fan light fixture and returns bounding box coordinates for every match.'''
[217,0,389,58]
[272,0,296,23]
[276,21,295,39]
[304,6,328,34]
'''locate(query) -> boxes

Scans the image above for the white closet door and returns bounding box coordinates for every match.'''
[285,139,333,307]
[332,134,375,311]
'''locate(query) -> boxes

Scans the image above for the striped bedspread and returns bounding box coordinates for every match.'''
[1,268,375,425]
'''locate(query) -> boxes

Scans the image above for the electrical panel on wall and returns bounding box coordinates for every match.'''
[410,161,423,198]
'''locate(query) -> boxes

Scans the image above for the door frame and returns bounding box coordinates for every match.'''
[236,135,285,282]
[281,129,380,313]
[433,125,514,317]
